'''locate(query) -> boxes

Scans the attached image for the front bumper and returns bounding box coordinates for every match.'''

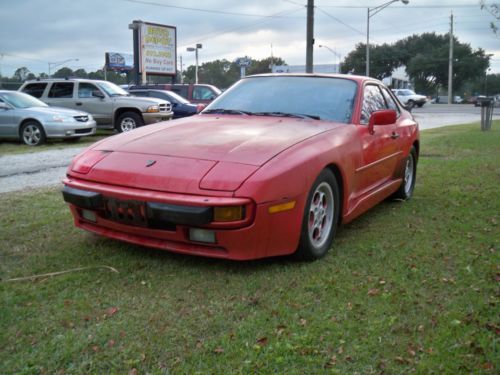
[44,120,97,138]
[143,111,174,125]
[62,178,304,260]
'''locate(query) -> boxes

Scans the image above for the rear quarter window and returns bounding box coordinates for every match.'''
[22,83,48,98]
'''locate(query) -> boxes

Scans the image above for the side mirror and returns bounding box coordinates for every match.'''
[0,102,11,110]
[92,90,105,99]
[368,109,397,134]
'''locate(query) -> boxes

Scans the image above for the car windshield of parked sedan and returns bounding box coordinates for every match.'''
[96,81,129,97]
[203,76,357,123]
[0,91,49,108]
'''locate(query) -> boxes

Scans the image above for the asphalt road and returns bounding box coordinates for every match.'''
[1,104,498,194]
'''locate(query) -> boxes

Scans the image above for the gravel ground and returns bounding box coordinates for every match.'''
[1,106,498,194]
[0,147,84,193]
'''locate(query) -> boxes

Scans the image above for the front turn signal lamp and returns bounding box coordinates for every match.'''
[146,105,160,113]
[213,206,244,222]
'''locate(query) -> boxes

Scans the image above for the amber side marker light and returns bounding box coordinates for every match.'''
[213,206,244,222]
[268,201,296,214]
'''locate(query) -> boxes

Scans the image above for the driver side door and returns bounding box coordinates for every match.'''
[76,82,112,125]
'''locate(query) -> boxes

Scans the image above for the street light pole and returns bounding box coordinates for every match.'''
[187,43,202,84]
[366,0,409,77]
[48,58,79,78]
[318,44,341,73]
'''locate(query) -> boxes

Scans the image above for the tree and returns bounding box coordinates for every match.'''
[341,33,491,95]
[183,56,287,89]
[247,57,286,75]
[480,0,499,36]
[73,69,88,78]
[340,43,398,80]
[397,33,490,94]
[13,67,31,82]
[52,67,74,78]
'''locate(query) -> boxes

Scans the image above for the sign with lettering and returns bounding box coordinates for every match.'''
[139,22,177,76]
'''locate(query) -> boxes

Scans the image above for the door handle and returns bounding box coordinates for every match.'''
[391,132,400,139]
[75,102,82,106]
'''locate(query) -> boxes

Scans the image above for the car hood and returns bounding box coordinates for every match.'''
[74,115,341,193]
[23,106,90,117]
[92,114,338,166]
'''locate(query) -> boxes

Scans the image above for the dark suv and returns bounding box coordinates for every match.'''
[130,83,221,105]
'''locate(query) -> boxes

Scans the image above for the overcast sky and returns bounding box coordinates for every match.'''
[1,0,499,78]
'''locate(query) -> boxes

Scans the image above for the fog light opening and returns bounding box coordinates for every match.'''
[81,209,97,222]
[189,228,216,244]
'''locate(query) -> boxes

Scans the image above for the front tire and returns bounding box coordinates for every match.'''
[392,146,417,200]
[295,169,340,260]
[21,121,46,146]
[116,112,144,133]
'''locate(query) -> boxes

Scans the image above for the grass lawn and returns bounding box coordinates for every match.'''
[0,123,498,373]
[0,129,112,155]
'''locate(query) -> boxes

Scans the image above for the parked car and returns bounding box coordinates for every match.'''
[62,74,419,261]
[392,89,427,108]
[130,83,221,105]
[0,90,96,146]
[129,89,204,119]
[19,79,173,132]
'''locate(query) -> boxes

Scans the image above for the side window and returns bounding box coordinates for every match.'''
[22,83,48,98]
[171,86,188,98]
[360,85,386,124]
[193,86,214,100]
[381,87,400,114]
[48,82,74,98]
[78,82,101,98]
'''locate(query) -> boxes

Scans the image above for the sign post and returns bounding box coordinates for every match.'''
[130,20,177,84]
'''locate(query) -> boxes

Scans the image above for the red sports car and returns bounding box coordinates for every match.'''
[63,74,419,260]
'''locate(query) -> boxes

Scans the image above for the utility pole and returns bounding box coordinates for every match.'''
[448,12,454,104]
[306,0,314,73]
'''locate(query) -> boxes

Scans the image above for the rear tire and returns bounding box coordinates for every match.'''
[295,169,340,261]
[392,146,417,200]
[116,112,143,133]
[21,121,46,146]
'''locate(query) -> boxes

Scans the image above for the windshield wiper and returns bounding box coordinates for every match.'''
[203,108,254,115]
[253,111,320,120]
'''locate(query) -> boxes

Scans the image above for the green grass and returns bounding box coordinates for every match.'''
[0,129,112,155]
[1,123,498,373]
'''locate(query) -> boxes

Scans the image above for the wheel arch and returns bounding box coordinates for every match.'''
[18,118,43,137]
[113,107,143,125]
[325,163,345,225]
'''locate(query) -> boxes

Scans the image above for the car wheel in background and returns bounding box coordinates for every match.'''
[406,100,415,110]
[21,121,46,146]
[392,146,417,200]
[417,103,424,108]
[295,169,340,260]
[116,112,144,132]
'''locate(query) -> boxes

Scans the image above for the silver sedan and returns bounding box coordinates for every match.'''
[0,90,96,146]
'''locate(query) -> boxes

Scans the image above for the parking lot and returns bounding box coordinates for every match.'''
[0,103,499,194]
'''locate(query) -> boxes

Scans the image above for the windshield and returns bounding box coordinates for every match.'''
[96,81,129,97]
[203,76,357,123]
[0,91,48,108]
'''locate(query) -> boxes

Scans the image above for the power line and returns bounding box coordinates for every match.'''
[316,7,365,37]
[123,0,301,18]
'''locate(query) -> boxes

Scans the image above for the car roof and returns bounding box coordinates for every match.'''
[23,78,109,84]
[246,73,377,84]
